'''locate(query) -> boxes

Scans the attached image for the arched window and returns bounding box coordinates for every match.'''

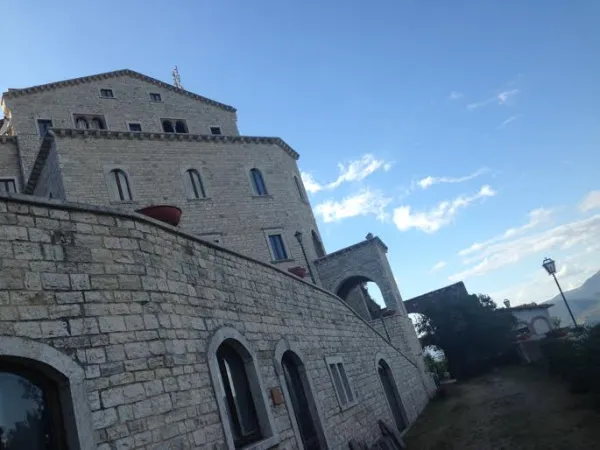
[108,169,132,202]
[0,363,67,449]
[208,328,279,450]
[377,358,408,432]
[217,342,262,447]
[250,169,267,196]
[175,120,188,133]
[162,120,174,133]
[184,169,206,199]
[75,118,88,129]
[294,176,306,202]
[312,230,325,258]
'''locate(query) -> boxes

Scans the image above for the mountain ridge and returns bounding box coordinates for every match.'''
[542,270,600,325]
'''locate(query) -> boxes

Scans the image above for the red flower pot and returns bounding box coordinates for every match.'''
[288,266,307,278]
[136,205,183,226]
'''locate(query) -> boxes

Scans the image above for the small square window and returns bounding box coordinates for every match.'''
[210,126,222,135]
[128,123,142,132]
[0,178,17,193]
[37,119,53,136]
[100,89,114,98]
[150,93,162,102]
[268,234,288,261]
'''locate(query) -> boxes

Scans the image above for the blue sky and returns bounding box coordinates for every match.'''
[2,1,600,306]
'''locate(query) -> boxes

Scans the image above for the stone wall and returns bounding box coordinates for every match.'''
[0,195,433,450]
[0,137,22,190]
[3,73,240,180]
[30,131,322,274]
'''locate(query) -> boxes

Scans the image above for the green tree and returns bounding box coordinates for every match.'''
[416,293,516,379]
[551,316,562,329]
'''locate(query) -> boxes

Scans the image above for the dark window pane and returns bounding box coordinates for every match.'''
[250,169,267,196]
[0,370,64,450]
[128,123,142,132]
[269,235,287,261]
[150,93,162,102]
[337,363,354,402]
[175,120,187,134]
[187,170,206,199]
[37,119,53,136]
[210,126,222,135]
[112,170,132,201]
[162,120,174,133]
[217,344,261,448]
[329,364,347,405]
[100,89,113,98]
[75,118,88,129]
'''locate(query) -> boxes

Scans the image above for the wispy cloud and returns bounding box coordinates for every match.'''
[579,190,600,212]
[459,208,554,258]
[393,185,496,233]
[498,115,519,129]
[468,89,519,110]
[430,261,447,272]
[315,189,392,223]
[449,214,600,282]
[417,167,488,190]
[448,91,463,100]
[301,154,392,194]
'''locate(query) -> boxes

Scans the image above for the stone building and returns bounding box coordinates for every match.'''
[0,70,435,449]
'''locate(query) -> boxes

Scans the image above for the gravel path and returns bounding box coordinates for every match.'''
[403,366,600,450]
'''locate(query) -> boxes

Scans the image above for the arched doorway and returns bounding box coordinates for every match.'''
[281,351,321,450]
[0,359,68,449]
[377,358,407,432]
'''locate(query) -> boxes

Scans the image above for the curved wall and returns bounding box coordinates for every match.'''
[0,195,433,449]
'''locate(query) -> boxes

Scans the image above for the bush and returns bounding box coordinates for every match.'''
[540,324,600,405]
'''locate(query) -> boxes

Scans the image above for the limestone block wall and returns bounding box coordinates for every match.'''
[3,72,239,179]
[0,137,22,190]
[30,131,322,274]
[0,195,433,450]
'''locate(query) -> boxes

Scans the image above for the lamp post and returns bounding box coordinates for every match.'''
[542,257,578,328]
[294,231,316,284]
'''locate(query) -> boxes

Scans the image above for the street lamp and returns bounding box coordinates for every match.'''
[542,257,578,328]
[294,231,316,284]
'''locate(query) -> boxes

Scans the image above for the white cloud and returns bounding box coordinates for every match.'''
[417,167,488,190]
[300,154,392,194]
[449,214,600,282]
[467,89,519,110]
[393,185,496,233]
[430,261,447,272]
[579,190,600,212]
[448,91,463,100]
[459,208,554,258]
[498,115,518,129]
[315,189,392,223]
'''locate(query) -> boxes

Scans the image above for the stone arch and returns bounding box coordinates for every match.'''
[374,352,409,432]
[0,336,95,450]
[207,327,279,450]
[273,339,328,450]
[531,316,552,335]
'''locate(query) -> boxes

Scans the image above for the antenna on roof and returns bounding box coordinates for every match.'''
[172,66,183,89]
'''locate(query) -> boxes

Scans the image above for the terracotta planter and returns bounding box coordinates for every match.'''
[136,205,183,226]
[288,266,307,278]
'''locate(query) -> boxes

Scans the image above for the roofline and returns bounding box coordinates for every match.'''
[313,236,388,264]
[505,304,553,311]
[25,129,299,194]
[2,69,236,112]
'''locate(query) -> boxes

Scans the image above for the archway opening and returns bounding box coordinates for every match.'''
[336,276,385,320]
[377,359,407,432]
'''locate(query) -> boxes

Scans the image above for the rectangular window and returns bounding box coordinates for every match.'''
[210,126,222,135]
[0,178,17,193]
[150,93,162,102]
[37,119,53,136]
[268,234,288,261]
[128,123,142,132]
[100,89,114,98]
[326,357,355,409]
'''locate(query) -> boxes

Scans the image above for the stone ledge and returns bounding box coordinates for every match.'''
[314,236,388,265]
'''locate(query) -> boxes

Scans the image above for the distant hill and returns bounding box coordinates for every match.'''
[542,270,600,326]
